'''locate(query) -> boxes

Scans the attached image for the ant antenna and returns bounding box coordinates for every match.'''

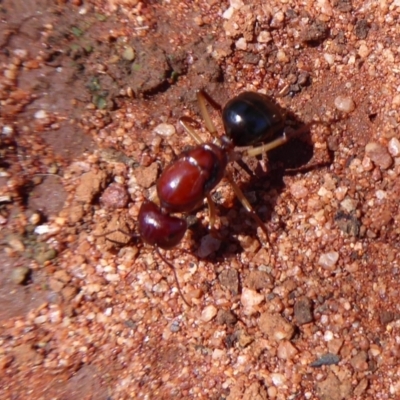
[155,247,191,307]
[96,228,191,306]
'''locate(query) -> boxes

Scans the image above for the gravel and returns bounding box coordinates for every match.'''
[1,0,400,398]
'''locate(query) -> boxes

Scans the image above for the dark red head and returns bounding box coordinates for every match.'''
[138,200,187,249]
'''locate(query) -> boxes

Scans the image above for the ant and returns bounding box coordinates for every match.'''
[136,90,305,306]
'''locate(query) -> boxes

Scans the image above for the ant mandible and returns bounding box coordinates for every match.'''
[137,91,298,306]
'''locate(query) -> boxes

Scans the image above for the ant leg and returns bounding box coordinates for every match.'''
[94,228,136,246]
[94,228,136,240]
[196,90,219,135]
[179,116,203,145]
[206,194,216,230]
[181,90,224,143]
[224,173,270,244]
[245,132,289,157]
[246,124,311,157]
[155,247,191,307]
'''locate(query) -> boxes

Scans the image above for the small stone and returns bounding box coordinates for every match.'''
[75,170,108,203]
[290,180,308,199]
[235,38,247,50]
[153,123,176,137]
[219,269,239,295]
[34,224,60,235]
[53,270,71,284]
[48,278,65,292]
[7,236,25,252]
[0,195,11,203]
[318,251,339,270]
[318,0,333,15]
[365,142,393,169]
[375,190,386,200]
[244,270,273,291]
[29,213,41,225]
[105,273,120,282]
[237,330,254,347]
[354,378,368,397]
[259,312,294,341]
[193,16,204,26]
[328,338,344,355]
[61,286,78,302]
[355,19,369,39]
[334,211,360,236]
[201,305,217,322]
[311,353,340,367]
[334,96,355,113]
[350,351,368,371]
[294,296,313,325]
[369,344,381,357]
[13,48,28,59]
[133,162,159,189]
[393,94,400,106]
[270,11,285,28]
[2,125,13,136]
[380,310,394,325]
[340,197,357,213]
[4,68,17,80]
[104,307,113,316]
[85,283,101,294]
[122,46,135,61]
[216,309,237,327]
[271,373,286,387]
[12,344,42,367]
[358,44,370,58]
[318,186,331,198]
[324,53,335,65]
[334,186,348,201]
[252,248,271,266]
[34,315,47,324]
[212,349,225,359]
[222,6,234,19]
[301,19,328,43]
[34,248,57,264]
[10,266,30,284]
[361,156,374,171]
[170,321,180,332]
[241,288,264,315]
[197,234,221,258]
[317,372,346,400]
[276,49,289,63]
[100,182,130,209]
[63,203,84,225]
[230,0,244,8]
[388,137,400,157]
[277,341,298,360]
[257,31,272,43]
[34,110,48,119]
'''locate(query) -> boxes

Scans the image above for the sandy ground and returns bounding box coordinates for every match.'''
[1,0,400,399]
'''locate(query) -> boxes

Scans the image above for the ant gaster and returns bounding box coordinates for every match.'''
[137,91,297,306]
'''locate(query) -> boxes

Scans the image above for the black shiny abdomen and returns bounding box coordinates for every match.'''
[222,92,285,147]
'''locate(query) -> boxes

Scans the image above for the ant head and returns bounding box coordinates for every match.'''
[138,200,187,250]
